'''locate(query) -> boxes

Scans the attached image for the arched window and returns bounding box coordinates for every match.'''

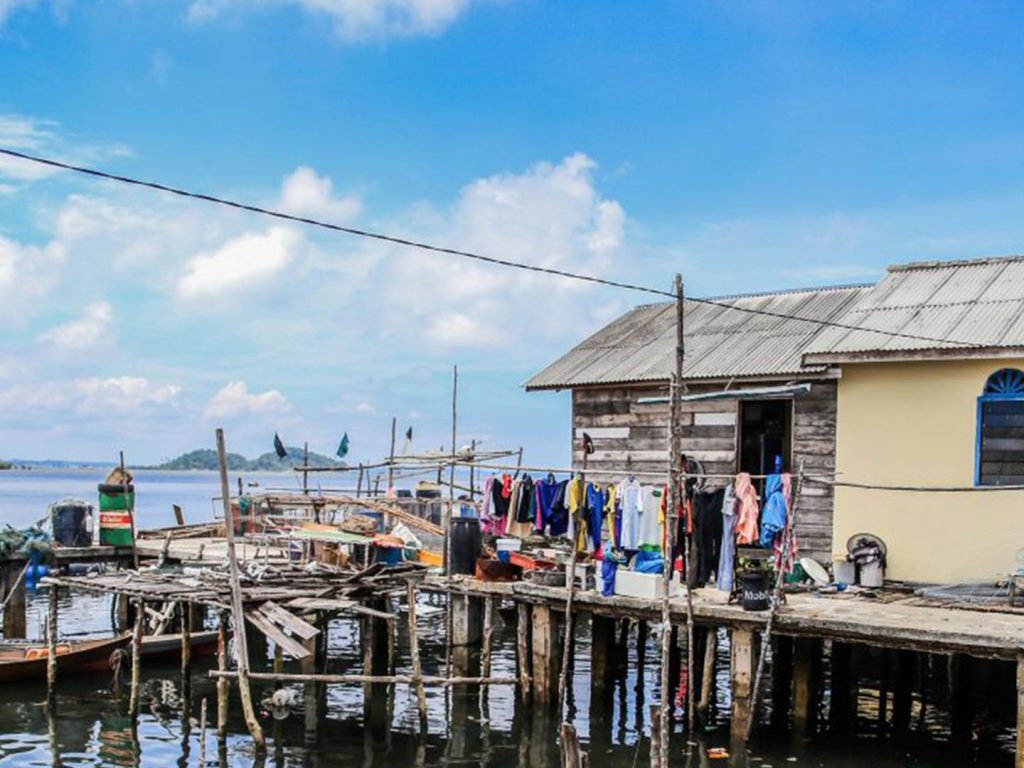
[976,368,1024,486]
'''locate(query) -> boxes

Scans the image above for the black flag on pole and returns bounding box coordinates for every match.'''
[273,433,288,459]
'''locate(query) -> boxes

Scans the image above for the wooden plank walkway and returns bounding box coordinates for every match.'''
[426,575,1024,661]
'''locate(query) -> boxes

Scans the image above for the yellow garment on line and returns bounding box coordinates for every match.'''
[604,483,617,546]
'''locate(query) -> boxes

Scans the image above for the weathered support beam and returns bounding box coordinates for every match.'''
[699,627,718,720]
[792,638,822,735]
[46,585,58,709]
[591,614,617,691]
[949,654,972,744]
[730,628,755,743]
[1016,655,1024,768]
[829,642,856,733]
[531,603,560,707]
[451,593,482,679]
[407,581,429,734]
[892,649,915,735]
[481,596,495,679]
[362,601,391,735]
[217,612,229,742]
[771,635,793,727]
[517,601,532,702]
[1,562,27,639]
[302,620,320,745]
[129,598,144,724]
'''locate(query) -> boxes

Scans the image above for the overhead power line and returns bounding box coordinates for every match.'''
[0,147,973,348]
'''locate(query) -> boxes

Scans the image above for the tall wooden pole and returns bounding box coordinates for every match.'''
[558,447,586,717]
[407,580,429,734]
[446,365,458,574]
[388,417,398,494]
[302,442,309,496]
[129,598,144,723]
[120,451,139,570]
[216,428,265,749]
[46,585,58,709]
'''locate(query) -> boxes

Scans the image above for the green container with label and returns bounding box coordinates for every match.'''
[98,484,134,546]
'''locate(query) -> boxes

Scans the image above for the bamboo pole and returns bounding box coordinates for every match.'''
[302,442,310,497]
[388,417,397,493]
[199,697,208,767]
[216,611,229,741]
[216,428,265,749]
[46,585,58,709]
[129,598,144,723]
[558,448,587,716]
[743,461,805,744]
[407,580,429,734]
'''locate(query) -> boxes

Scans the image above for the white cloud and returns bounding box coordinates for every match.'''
[0,235,66,325]
[0,113,131,184]
[278,166,362,223]
[378,152,629,350]
[0,376,182,414]
[37,300,115,352]
[204,381,290,418]
[186,0,482,41]
[178,226,302,299]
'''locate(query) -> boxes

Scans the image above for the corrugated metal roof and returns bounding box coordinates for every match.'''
[804,255,1024,359]
[525,284,869,390]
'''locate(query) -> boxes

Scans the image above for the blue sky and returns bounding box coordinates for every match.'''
[3,0,1024,468]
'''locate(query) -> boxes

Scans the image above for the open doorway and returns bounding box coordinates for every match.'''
[738,400,793,483]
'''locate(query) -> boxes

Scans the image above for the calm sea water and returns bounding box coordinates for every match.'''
[0,467,306,530]
[0,470,1017,766]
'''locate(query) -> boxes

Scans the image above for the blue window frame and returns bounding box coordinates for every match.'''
[975,368,1024,486]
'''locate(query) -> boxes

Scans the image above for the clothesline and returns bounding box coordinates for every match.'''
[457,460,831,482]
[805,477,1024,492]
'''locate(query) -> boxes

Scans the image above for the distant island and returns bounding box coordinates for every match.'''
[152,446,339,471]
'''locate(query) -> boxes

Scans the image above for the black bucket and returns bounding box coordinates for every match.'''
[449,517,482,575]
[739,569,770,611]
[51,500,92,547]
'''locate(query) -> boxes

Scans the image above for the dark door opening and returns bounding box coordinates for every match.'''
[739,400,793,483]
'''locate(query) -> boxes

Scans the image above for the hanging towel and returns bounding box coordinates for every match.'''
[617,478,644,550]
[759,473,790,548]
[718,485,738,592]
[734,472,760,545]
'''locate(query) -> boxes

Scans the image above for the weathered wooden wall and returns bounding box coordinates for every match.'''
[571,380,836,563]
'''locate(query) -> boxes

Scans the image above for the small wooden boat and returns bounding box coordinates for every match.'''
[140,630,219,660]
[0,634,130,683]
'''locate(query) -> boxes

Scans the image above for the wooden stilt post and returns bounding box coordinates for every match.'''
[1015,655,1024,768]
[119,451,140,570]
[560,721,585,768]
[302,629,319,745]
[129,598,144,724]
[532,603,557,706]
[893,649,914,735]
[199,697,208,767]
[591,614,616,693]
[949,654,971,744]
[517,602,531,703]
[407,580,428,734]
[215,428,265,749]
[481,596,495,678]
[46,584,58,709]
[649,704,662,768]
[829,642,855,732]
[388,416,397,494]
[792,638,821,735]
[699,627,718,719]
[217,611,229,742]
[181,602,192,683]
[1,562,28,639]
[730,628,755,744]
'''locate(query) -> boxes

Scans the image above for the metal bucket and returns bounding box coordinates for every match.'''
[740,569,770,611]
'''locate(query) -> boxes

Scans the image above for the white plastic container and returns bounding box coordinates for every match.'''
[833,557,856,584]
[613,570,682,600]
[496,537,522,553]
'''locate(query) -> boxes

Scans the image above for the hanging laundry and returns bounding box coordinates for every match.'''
[585,482,606,553]
[734,472,760,545]
[506,474,534,538]
[693,488,725,586]
[616,477,644,550]
[535,475,569,536]
[639,485,663,550]
[759,473,791,548]
[717,484,738,592]
[604,483,618,548]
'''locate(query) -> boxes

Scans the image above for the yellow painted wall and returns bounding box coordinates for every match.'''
[833,358,1024,584]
